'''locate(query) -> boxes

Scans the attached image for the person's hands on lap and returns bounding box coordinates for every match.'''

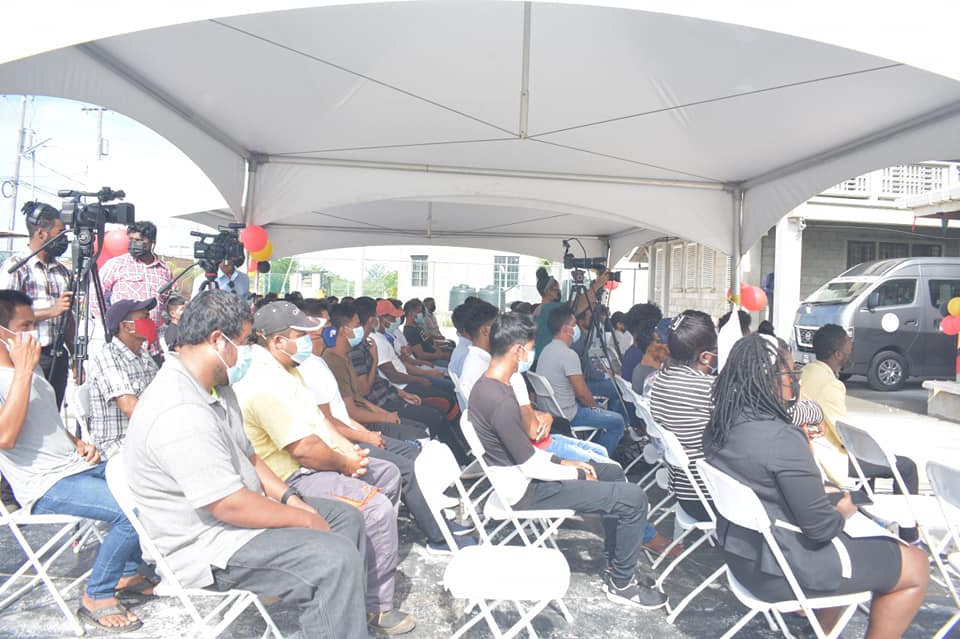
[399,389,421,405]
[75,440,101,464]
[561,459,597,480]
[834,491,858,519]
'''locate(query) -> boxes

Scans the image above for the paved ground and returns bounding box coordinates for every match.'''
[847,377,929,415]
[1,393,958,638]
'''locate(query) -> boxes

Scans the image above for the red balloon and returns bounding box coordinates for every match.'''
[240,225,268,252]
[942,315,960,336]
[740,284,768,312]
[97,250,113,269]
[248,258,258,272]
[103,228,129,255]
[604,280,619,291]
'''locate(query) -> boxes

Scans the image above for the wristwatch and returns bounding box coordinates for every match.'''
[280,487,303,505]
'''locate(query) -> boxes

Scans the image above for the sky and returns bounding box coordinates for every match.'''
[0,95,226,256]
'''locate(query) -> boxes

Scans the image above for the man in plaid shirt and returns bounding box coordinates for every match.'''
[0,202,73,407]
[88,299,159,458]
[99,221,172,360]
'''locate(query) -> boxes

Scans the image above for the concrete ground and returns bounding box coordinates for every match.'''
[847,378,928,416]
[1,393,958,638]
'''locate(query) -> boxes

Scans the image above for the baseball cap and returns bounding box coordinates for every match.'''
[106,298,157,335]
[253,301,322,336]
[376,299,403,317]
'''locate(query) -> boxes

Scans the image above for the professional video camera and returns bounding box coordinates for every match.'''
[192,223,246,271]
[58,187,135,228]
[562,241,621,282]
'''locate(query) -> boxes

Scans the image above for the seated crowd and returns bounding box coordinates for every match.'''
[0,256,936,637]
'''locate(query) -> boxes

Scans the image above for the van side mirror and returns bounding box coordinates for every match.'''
[866,292,880,310]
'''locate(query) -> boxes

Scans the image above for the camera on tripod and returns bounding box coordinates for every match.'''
[58,187,135,228]
[191,223,246,274]
[562,247,621,283]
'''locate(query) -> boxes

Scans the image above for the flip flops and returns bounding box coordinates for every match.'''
[77,602,143,633]
[116,575,159,604]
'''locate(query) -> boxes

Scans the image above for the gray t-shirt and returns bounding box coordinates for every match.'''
[535,339,582,419]
[0,368,92,507]
[124,356,263,589]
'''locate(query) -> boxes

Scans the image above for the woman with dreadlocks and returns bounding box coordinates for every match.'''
[704,335,929,638]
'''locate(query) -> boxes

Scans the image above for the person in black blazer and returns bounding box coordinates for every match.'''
[703,334,928,639]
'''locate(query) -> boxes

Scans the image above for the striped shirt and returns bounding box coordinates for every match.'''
[648,365,714,502]
[0,253,72,347]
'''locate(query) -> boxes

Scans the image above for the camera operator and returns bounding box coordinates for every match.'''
[191,258,250,300]
[0,202,73,407]
[99,221,172,360]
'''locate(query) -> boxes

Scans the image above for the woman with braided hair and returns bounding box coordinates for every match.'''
[704,335,929,639]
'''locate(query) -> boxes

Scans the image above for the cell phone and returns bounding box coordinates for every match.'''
[827,491,873,507]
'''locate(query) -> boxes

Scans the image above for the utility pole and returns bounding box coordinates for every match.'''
[81,106,107,188]
[5,96,27,251]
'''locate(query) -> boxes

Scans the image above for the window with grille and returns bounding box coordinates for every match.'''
[410,255,428,287]
[700,247,716,290]
[912,243,943,257]
[684,243,698,291]
[723,253,732,292]
[670,244,683,292]
[880,164,948,197]
[878,242,909,260]
[846,241,876,269]
[654,247,665,305]
[493,255,519,289]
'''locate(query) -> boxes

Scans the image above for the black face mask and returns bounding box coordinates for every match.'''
[46,233,69,258]
[128,239,150,258]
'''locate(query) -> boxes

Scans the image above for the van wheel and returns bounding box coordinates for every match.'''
[867,351,907,391]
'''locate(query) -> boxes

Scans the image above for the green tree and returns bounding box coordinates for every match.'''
[363,263,395,297]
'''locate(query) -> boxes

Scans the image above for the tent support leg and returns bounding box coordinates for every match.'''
[731,187,743,310]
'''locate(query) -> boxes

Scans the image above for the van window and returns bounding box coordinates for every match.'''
[873,279,916,307]
[929,280,960,308]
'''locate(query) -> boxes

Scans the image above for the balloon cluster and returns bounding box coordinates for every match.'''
[726,283,768,312]
[940,297,960,335]
[239,225,272,273]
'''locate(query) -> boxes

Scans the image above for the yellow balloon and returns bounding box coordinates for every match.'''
[949,297,960,317]
[251,240,273,261]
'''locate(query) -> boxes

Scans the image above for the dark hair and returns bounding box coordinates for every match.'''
[299,299,329,317]
[718,309,751,336]
[706,334,793,449]
[403,298,423,315]
[510,301,534,314]
[463,302,499,338]
[610,311,626,328]
[340,296,354,305]
[354,296,376,326]
[329,302,357,330]
[624,303,663,351]
[167,295,186,310]
[326,296,339,304]
[22,202,60,238]
[451,304,469,332]
[667,310,717,365]
[254,296,276,311]
[424,297,435,306]
[490,312,536,357]
[285,291,304,303]
[535,267,555,297]
[547,305,574,336]
[813,324,848,361]
[463,296,483,306]
[127,221,157,242]
[389,298,402,310]
[177,290,251,345]
[0,290,33,328]
[756,320,775,336]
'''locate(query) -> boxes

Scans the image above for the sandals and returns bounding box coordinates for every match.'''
[116,575,159,603]
[77,602,143,633]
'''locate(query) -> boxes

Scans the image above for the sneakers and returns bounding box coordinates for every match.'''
[367,609,416,635]
[446,518,476,537]
[601,571,668,610]
[425,534,478,555]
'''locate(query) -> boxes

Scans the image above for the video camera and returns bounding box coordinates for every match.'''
[192,223,246,274]
[58,187,135,228]
[562,241,621,283]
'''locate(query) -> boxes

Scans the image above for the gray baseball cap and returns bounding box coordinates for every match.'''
[252,301,322,336]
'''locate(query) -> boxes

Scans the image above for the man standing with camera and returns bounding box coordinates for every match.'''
[99,221,172,361]
[191,258,250,300]
[0,202,73,407]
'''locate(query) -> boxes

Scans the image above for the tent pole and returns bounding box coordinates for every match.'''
[242,158,259,224]
[731,187,743,310]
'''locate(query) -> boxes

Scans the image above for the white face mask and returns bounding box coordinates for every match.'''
[0,325,39,343]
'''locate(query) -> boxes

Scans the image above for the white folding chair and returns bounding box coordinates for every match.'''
[73,383,93,443]
[415,441,573,639]
[526,371,599,442]
[926,461,960,639]
[631,398,669,491]
[634,410,674,524]
[460,411,574,549]
[613,374,655,474]
[0,472,98,637]
[696,460,871,639]
[650,428,719,622]
[448,369,466,410]
[837,421,957,549]
[104,454,283,639]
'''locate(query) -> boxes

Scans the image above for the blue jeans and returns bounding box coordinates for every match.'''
[32,464,141,600]
[426,375,456,394]
[546,434,611,464]
[587,378,638,427]
[571,404,626,457]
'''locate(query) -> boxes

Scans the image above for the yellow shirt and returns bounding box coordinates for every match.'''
[799,360,849,484]
[233,346,336,482]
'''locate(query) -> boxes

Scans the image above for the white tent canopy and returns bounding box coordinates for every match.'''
[3,1,960,266]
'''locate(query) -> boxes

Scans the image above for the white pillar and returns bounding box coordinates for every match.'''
[773,212,804,339]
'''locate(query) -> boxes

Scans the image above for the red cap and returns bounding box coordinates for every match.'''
[376,299,403,317]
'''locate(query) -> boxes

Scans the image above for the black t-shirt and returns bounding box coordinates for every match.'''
[403,325,435,353]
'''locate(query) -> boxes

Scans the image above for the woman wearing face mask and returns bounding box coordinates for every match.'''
[704,335,930,639]
[648,310,718,524]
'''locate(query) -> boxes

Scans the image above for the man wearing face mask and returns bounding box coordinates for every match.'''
[535,307,626,457]
[0,202,73,407]
[88,299,159,458]
[401,298,449,366]
[99,221,172,361]
[233,302,415,635]
[125,290,369,638]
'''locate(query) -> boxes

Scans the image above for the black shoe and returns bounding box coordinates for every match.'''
[601,571,668,610]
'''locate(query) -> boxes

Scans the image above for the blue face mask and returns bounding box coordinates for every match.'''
[348,325,365,348]
[571,325,582,344]
[389,317,403,332]
[283,334,314,364]
[518,346,536,373]
[214,336,252,384]
[415,313,425,327]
